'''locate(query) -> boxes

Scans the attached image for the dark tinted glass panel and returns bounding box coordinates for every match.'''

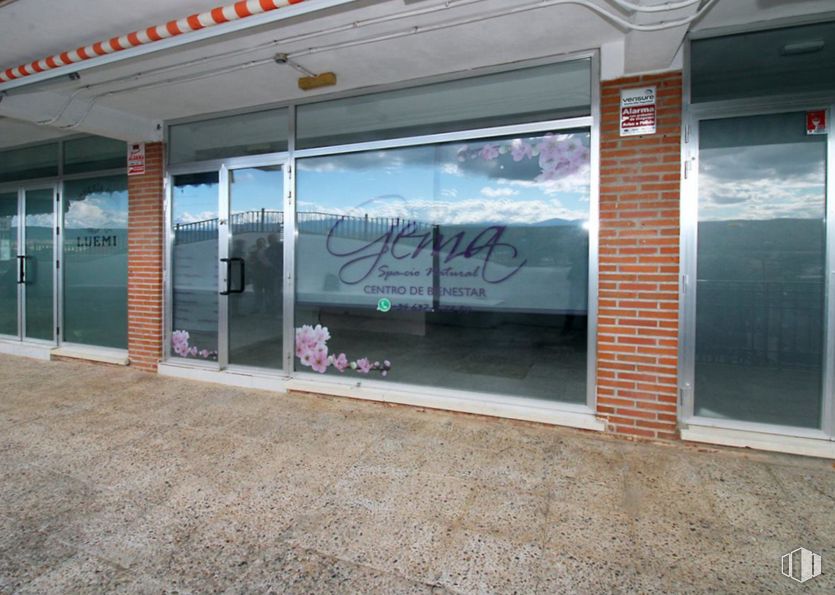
[692,21,835,103]
[169,109,289,164]
[64,136,127,174]
[24,189,54,341]
[0,192,17,336]
[0,143,58,182]
[296,60,591,148]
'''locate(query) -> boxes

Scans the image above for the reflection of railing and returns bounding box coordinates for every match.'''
[231,209,284,234]
[175,210,284,244]
[175,218,218,244]
[175,211,433,244]
[696,279,823,367]
[297,211,432,239]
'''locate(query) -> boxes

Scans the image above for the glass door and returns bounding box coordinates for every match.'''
[226,165,285,369]
[22,187,56,342]
[0,191,19,337]
[687,110,830,432]
[169,163,286,371]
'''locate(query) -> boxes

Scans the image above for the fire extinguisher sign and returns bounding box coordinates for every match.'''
[620,87,657,137]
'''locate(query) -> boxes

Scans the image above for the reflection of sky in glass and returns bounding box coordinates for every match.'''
[63,176,128,229]
[230,167,282,214]
[700,143,826,222]
[174,168,284,224]
[173,179,218,225]
[170,134,592,226]
[298,133,591,225]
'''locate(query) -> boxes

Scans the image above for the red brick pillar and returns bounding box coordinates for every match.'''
[596,72,682,440]
[127,142,165,371]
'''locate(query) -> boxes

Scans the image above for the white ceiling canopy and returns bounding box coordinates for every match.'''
[0,0,832,146]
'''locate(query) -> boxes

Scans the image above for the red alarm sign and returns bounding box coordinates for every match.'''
[806,110,827,136]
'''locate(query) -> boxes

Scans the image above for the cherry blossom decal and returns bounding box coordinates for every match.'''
[457,133,589,182]
[171,330,217,360]
[296,324,392,376]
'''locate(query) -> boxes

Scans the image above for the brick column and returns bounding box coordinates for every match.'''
[596,72,682,440]
[127,142,165,371]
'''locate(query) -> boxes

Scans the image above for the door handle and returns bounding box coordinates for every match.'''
[16,255,25,284]
[219,258,232,295]
[228,257,245,294]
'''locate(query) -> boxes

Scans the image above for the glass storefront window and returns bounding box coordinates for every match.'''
[171,172,220,360]
[63,176,129,348]
[296,60,591,148]
[64,136,127,175]
[169,108,289,165]
[295,130,591,403]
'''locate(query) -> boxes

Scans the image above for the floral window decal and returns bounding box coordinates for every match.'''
[456,133,589,182]
[171,330,217,360]
[296,324,391,376]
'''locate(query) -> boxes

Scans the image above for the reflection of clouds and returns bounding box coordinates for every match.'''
[300,196,587,225]
[499,165,590,195]
[24,214,53,227]
[65,196,127,229]
[480,187,519,198]
[442,163,463,176]
[231,169,258,183]
[298,133,590,184]
[700,145,825,221]
[702,143,824,183]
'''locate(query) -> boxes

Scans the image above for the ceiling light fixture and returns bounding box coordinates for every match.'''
[780,40,825,56]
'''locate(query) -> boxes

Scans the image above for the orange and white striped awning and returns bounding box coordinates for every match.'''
[0,0,305,84]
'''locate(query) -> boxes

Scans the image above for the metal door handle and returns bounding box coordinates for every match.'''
[229,257,245,294]
[220,258,232,295]
[16,255,25,284]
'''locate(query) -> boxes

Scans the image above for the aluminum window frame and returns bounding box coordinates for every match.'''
[681,32,835,440]
[162,50,601,419]
[165,152,291,371]
[0,134,128,351]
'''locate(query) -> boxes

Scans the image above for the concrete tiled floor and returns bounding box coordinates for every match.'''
[0,354,833,594]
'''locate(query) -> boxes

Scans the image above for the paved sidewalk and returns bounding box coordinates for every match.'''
[0,355,832,594]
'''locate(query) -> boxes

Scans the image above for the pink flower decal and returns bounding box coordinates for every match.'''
[171,330,217,360]
[332,353,349,372]
[310,349,329,374]
[172,330,190,357]
[295,325,392,377]
[535,133,588,182]
[510,139,533,162]
[479,144,500,161]
[453,133,587,181]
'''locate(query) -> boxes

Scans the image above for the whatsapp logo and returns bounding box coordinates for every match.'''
[377,298,392,313]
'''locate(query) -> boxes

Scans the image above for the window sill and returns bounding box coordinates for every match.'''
[681,424,834,459]
[52,345,129,366]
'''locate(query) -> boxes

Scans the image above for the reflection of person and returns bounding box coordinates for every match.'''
[249,237,271,313]
[266,233,283,312]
